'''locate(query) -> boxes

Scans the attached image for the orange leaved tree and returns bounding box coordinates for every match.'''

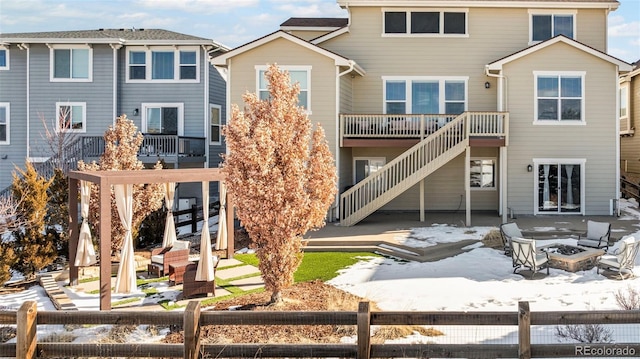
[222,64,337,304]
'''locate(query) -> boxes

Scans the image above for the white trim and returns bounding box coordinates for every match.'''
[204,48,210,166]
[27,157,50,163]
[487,36,632,72]
[311,27,350,44]
[211,31,364,74]
[0,47,8,70]
[56,102,87,133]
[532,158,586,215]
[470,157,497,191]
[281,26,344,32]
[141,103,184,136]
[381,8,469,37]
[125,46,200,83]
[49,44,93,82]
[528,10,577,45]
[256,65,312,113]
[209,104,222,145]
[533,71,585,124]
[382,76,469,114]
[0,103,9,144]
[337,1,619,10]
[619,81,630,121]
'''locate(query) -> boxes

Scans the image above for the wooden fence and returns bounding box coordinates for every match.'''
[1,301,640,358]
[621,176,640,203]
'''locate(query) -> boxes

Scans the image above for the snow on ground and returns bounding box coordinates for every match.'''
[2,200,640,347]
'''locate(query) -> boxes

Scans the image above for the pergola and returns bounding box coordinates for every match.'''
[67,168,234,310]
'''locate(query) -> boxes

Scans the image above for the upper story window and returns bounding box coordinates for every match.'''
[0,103,9,144]
[620,83,629,120]
[127,47,199,83]
[50,45,92,82]
[56,102,86,132]
[256,65,311,111]
[383,9,467,36]
[529,10,575,43]
[534,71,584,123]
[383,77,467,114]
[210,104,221,144]
[0,48,8,70]
[142,103,183,135]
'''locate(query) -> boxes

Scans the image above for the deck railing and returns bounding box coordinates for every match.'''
[340,112,508,144]
[1,300,639,358]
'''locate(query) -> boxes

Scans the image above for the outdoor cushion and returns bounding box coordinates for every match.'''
[587,221,610,240]
[170,240,190,251]
[151,254,164,264]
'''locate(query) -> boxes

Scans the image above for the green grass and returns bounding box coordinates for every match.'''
[112,297,141,307]
[233,251,379,282]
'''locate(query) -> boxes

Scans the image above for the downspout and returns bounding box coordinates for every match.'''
[110,44,121,126]
[335,60,356,221]
[485,65,508,221]
[19,43,30,159]
[203,45,211,170]
[615,66,621,215]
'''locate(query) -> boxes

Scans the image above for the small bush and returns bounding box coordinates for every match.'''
[555,324,613,343]
[615,285,640,310]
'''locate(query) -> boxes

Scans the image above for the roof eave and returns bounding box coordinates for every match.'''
[337,1,619,10]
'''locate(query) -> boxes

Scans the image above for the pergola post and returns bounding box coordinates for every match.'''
[99,178,112,310]
[68,178,79,286]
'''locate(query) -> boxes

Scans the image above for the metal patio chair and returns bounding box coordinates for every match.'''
[510,237,549,278]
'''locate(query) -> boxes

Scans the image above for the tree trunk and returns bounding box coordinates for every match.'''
[270,290,283,305]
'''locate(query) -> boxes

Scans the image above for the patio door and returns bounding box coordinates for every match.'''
[535,160,584,214]
[354,157,386,184]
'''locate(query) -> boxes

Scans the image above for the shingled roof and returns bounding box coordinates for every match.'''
[280,18,349,28]
[0,28,224,47]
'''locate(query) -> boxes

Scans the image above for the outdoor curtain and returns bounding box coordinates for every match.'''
[114,184,137,294]
[162,182,176,248]
[215,182,227,250]
[74,180,96,267]
[196,182,215,281]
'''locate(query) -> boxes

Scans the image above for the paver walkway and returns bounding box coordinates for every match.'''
[43,257,264,311]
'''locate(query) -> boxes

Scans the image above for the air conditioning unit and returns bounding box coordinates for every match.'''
[177,197,196,222]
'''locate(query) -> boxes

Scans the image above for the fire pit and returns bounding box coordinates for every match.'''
[541,244,605,272]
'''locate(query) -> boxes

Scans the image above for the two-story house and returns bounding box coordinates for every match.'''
[620,61,640,176]
[212,0,632,226]
[0,29,228,202]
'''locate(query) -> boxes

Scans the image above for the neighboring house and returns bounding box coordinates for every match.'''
[212,0,632,226]
[620,61,640,174]
[0,29,228,203]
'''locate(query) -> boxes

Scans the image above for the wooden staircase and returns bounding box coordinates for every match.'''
[340,112,508,226]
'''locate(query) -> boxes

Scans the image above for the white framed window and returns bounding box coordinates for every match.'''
[620,82,629,120]
[383,9,468,36]
[382,76,468,114]
[353,157,386,184]
[0,48,8,70]
[126,47,200,83]
[56,102,86,132]
[50,45,92,82]
[529,10,575,43]
[0,103,9,144]
[256,65,311,111]
[141,103,184,135]
[534,71,585,123]
[210,104,221,144]
[470,158,495,190]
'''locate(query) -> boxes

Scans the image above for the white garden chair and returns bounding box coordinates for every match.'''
[500,222,529,256]
[577,220,611,250]
[510,237,549,278]
[597,236,639,280]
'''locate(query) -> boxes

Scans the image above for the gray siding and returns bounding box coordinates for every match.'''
[0,46,28,190]
[621,74,640,174]
[208,64,226,169]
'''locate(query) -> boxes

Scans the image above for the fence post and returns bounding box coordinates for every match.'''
[191,204,198,233]
[357,301,371,359]
[184,301,201,359]
[17,301,37,359]
[518,301,531,359]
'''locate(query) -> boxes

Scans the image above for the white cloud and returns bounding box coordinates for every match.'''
[135,0,258,14]
[609,21,640,37]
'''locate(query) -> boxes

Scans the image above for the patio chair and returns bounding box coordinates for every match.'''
[577,220,611,250]
[510,237,549,278]
[182,257,219,298]
[500,222,529,256]
[149,240,191,276]
[597,236,639,279]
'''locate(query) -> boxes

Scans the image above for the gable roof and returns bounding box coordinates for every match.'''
[210,30,365,75]
[0,29,227,48]
[487,35,631,72]
[337,0,619,9]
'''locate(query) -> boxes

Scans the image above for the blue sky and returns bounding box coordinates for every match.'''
[1,0,638,63]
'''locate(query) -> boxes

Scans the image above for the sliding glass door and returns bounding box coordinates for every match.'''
[536,160,583,214]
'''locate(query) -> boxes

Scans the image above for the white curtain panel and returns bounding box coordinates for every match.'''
[74,180,96,267]
[114,184,137,294]
[565,165,574,206]
[162,182,176,248]
[196,182,215,281]
[215,182,227,250]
